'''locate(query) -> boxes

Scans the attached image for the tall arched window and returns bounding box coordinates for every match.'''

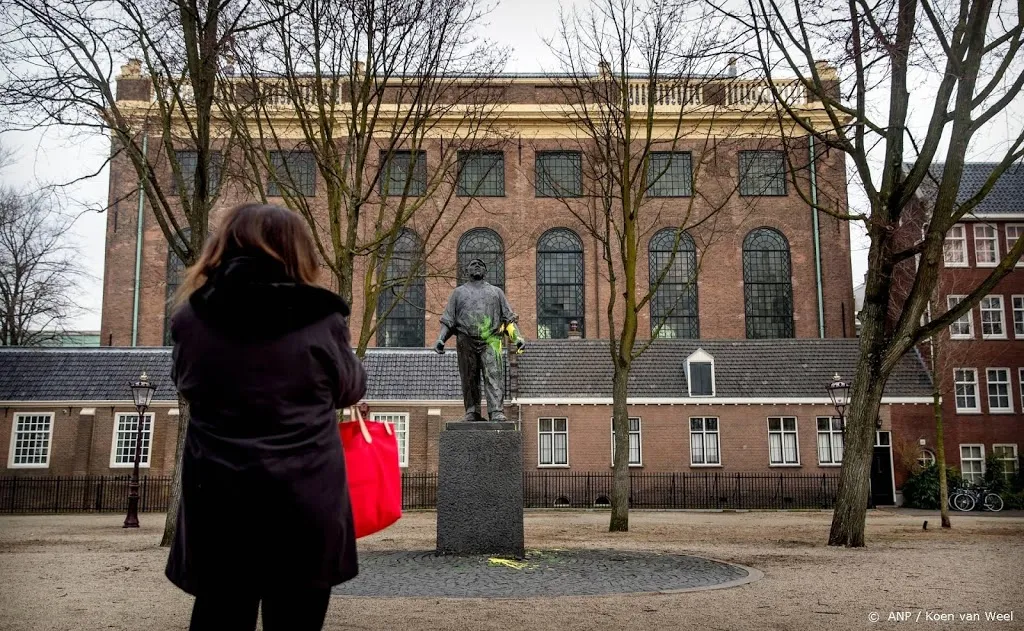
[649,229,698,338]
[457,228,505,290]
[742,228,794,338]
[377,229,426,347]
[536,228,584,338]
[163,229,190,346]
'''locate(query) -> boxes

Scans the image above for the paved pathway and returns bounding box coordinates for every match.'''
[332,549,754,598]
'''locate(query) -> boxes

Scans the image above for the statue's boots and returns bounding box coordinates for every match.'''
[489,411,508,422]
[461,411,485,422]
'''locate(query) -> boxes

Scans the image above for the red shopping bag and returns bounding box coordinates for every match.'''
[339,405,402,538]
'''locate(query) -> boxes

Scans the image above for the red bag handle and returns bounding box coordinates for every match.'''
[350,404,393,442]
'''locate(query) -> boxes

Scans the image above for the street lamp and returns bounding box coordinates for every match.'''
[827,373,851,428]
[124,371,156,528]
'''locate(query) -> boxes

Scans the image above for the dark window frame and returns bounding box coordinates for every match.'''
[171,150,222,197]
[739,150,787,197]
[457,151,505,197]
[646,151,693,198]
[268,150,316,197]
[742,227,794,339]
[380,150,428,197]
[648,228,699,338]
[536,228,585,338]
[376,228,426,347]
[535,151,583,198]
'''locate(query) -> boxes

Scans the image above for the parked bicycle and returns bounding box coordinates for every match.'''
[948,484,1004,512]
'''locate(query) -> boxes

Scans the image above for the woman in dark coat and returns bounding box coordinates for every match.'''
[166,203,366,631]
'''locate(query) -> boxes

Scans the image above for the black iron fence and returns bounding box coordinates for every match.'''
[0,472,839,514]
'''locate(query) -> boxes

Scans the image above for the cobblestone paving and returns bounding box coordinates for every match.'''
[332,549,750,598]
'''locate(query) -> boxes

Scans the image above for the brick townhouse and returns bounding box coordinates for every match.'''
[99,66,855,349]
[1,342,932,506]
[892,164,1024,488]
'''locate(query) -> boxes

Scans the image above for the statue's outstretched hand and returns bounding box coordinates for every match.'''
[515,338,525,353]
[434,339,446,354]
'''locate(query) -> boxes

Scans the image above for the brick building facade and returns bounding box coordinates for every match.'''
[891,164,1024,488]
[98,70,855,349]
[2,343,932,506]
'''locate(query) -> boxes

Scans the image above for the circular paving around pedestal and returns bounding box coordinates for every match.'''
[331,550,757,598]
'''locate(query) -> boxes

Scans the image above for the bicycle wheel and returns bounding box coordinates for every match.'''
[952,492,975,512]
[983,493,1004,512]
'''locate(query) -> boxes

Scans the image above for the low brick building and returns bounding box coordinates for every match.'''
[2,340,931,505]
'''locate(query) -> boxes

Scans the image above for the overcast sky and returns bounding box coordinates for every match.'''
[1,0,1017,331]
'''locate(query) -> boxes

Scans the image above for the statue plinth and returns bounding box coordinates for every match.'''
[436,421,524,558]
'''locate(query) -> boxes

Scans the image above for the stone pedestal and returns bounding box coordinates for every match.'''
[436,421,524,558]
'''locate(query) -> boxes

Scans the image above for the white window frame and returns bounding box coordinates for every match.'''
[767,416,800,466]
[946,295,974,339]
[980,295,1006,339]
[610,417,643,467]
[974,223,999,267]
[1012,295,1024,338]
[959,444,985,484]
[371,412,409,467]
[1020,368,1024,413]
[992,444,1019,484]
[537,417,569,467]
[7,412,54,469]
[953,368,981,413]
[685,349,716,397]
[689,417,721,466]
[110,412,155,468]
[917,448,936,469]
[816,416,844,466]
[986,368,1014,414]
[1005,224,1023,267]
[943,224,968,267]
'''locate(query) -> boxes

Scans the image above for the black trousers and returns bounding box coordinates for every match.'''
[189,588,331,631]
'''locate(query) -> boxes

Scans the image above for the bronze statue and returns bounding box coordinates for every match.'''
[435,259,525,422]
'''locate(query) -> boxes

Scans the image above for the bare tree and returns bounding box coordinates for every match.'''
[223,0,510,355]
[0,185,85,346]
[547,0,760,531]
[0,0,285,546]
[733,0,1024,546]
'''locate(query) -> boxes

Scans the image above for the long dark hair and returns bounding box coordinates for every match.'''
[178,203,320,303]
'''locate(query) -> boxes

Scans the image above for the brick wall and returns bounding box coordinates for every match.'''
[100,135,855,347]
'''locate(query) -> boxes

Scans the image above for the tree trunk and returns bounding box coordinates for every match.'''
[934,387,951,528]
[609,365,630,532]
[828,328,889,547]
[160,396,189,547]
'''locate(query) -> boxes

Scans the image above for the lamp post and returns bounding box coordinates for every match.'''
[827,373,850,428]
[125,371,156,528]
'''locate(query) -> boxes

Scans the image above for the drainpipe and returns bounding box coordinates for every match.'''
[809,133,825,338]
[131,134,148,347]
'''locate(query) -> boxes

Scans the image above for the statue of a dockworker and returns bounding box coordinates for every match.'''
[434,258,525,422]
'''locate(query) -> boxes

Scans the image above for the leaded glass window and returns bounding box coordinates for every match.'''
[377,229,425,347]
[739,150,786,196]
[268,151,316,197]
[649,229,698,338]
[537,228,584,338]
[381,150,427,197]
[457,228,505,290]
[173,150,222,197]
[647,152,692,197]
[458,151,505,197]
[536,151,582,198]
[164,228,190,346]
[743,228,794,338]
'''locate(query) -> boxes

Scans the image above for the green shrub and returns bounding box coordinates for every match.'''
[1004,491,1024,510]
[902,464,964,509]
[983,455,1009,494]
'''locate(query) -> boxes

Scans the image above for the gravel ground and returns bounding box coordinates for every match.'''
[0,509,1021,631]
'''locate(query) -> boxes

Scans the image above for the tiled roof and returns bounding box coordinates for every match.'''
[516,339,933,398]
[0,339,933,403]
[916,162,1024,216]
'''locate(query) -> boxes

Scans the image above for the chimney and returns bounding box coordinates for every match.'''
[727,58,737,78]
[597,59,611,78]
[567,320,582,339]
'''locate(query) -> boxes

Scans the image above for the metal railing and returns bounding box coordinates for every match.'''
[1,472,838,514]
